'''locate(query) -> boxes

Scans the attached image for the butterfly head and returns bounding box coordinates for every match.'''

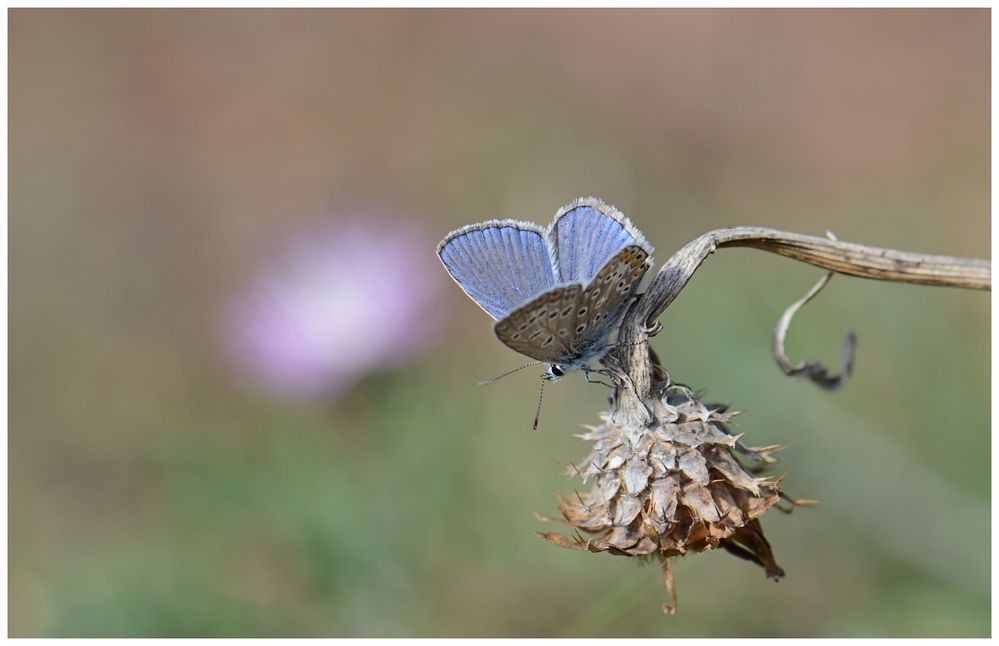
[542,364,567,381]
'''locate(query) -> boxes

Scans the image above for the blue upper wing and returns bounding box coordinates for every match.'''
[437,220,557,320]
[547,197,652,283]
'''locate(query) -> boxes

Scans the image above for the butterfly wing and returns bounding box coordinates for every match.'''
[493,284,583,363]
[547,197,653,283]
[532,245,650,371]
[440,200,653,368]
[563,245,653,368]
[437,220,556,320]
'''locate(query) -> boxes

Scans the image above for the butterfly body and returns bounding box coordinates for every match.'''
[437,197,653,380]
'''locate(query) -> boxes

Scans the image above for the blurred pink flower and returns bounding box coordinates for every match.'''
[227,215,442,400]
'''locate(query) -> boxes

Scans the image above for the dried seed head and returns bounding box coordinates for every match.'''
[538,382,793,611]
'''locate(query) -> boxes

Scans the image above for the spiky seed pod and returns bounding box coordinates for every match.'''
[537,381,791,613]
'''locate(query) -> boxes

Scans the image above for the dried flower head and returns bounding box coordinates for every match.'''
[537,374,798,614]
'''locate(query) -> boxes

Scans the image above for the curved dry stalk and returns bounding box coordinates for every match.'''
[772,271,856,391]
[641,227,989,327]
[613,227,990,417]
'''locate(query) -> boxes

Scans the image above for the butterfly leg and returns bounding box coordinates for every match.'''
[589,365,654,424]
[582,367,614,389]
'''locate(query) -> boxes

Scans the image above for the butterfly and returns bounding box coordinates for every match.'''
[437,197,653,382]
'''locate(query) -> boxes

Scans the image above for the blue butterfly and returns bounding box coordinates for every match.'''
[437,197,653,382]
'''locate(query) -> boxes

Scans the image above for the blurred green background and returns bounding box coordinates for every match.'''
[9,9,990,637]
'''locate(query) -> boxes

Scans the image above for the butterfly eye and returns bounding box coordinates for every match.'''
[550,365,565,377]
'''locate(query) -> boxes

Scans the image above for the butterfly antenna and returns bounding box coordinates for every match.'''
[532,379,545,431]
[478,361,543,386]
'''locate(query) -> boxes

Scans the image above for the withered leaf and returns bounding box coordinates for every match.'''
[622,457,653,494]
[678,447,710,485]
[681,483,721,523]
[705,446,761,495]
[650,443,677,475]
[595,472,621,504]
[650,477,680,524]
[612,494,643,526]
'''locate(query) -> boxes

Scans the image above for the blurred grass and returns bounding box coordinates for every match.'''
[9,8,989,637]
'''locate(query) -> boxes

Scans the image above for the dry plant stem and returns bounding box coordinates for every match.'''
[616,227,991,417]
[660,556,677,615]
